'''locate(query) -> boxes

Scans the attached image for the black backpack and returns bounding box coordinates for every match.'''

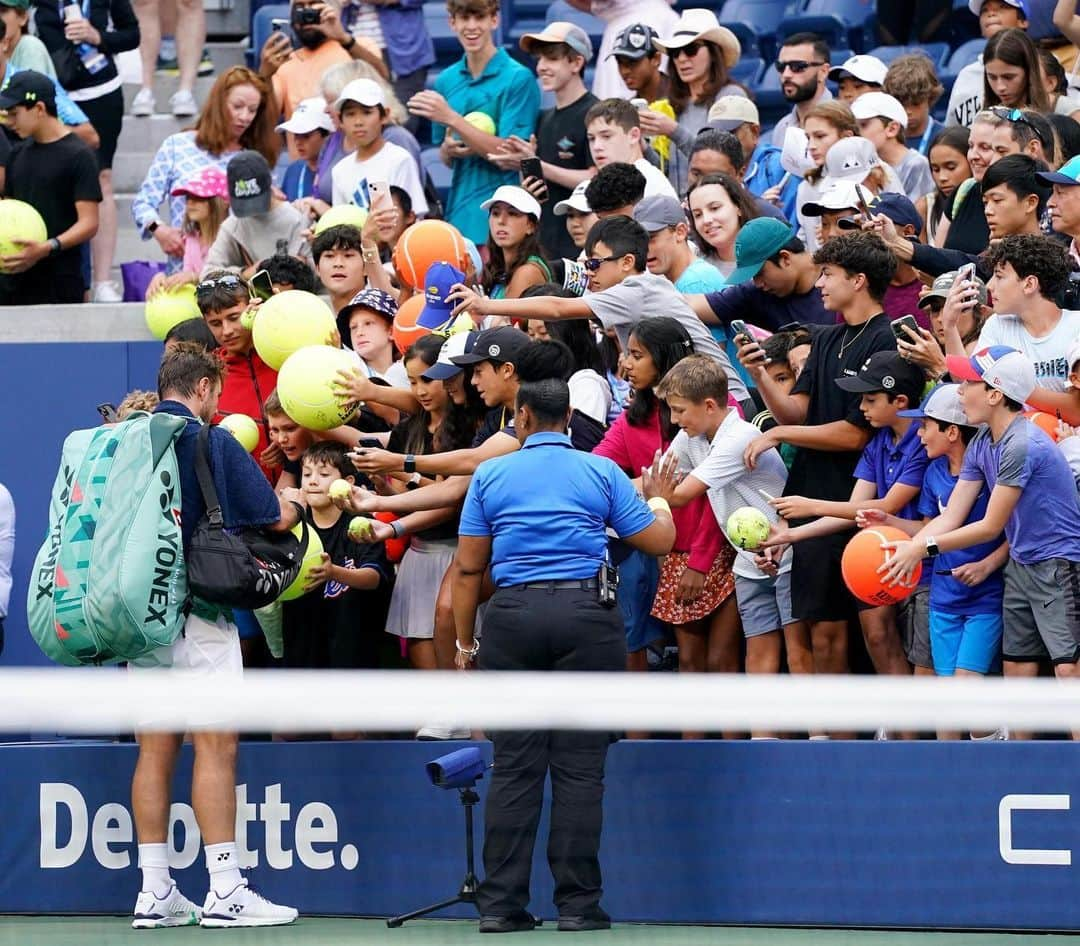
[186,425,308,609]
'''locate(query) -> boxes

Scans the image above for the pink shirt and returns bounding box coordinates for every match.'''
[182,232,208,277]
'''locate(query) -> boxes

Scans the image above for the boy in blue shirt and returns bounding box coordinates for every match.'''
[767,351,931,680]
[883,347,1080,698]
[406,0,540,245]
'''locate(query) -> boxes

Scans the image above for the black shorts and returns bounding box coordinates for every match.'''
[790,531,854,623]
[78,86,124,170]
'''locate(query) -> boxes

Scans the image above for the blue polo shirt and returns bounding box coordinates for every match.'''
[432,48,540,245]
[153,401,281,550]
[459,431,655,587]
[853,421,929,521]
[917,456,1004,616]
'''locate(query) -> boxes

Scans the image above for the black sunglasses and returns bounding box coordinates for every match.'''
[672,41,705,58]
[584,255,622,272]
[775,59,825,74]
[196,274,246,296]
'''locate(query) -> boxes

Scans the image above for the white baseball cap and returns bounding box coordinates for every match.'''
[897,383,970,427]
[800,179,862,216]
[946,346,1038,405]
[828,54,888,86]
[333,78,386,112]
[275,96,333,134]
[825,137,882,182]
[481,184,543,219]
[851,91,909,130]
[554,179,592,216]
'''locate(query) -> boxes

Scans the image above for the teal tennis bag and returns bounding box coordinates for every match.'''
[27,412,190,665]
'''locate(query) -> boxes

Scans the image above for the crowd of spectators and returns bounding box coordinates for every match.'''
[4,0,1080,741]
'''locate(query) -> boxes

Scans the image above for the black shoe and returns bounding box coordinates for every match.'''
[557,909,611,931]
[479,912,540,933]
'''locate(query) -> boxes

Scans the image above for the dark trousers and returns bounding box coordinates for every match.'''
[476,585,626,917]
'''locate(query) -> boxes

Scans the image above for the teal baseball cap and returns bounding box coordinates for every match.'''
[1037,154,1080,186]
[725,218,798,285]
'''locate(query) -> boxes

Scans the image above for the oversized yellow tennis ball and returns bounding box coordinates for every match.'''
[447,313,475,335]
[144,284,200,340]
[463,111,495,135]
[276,345,361,431]
[329,478,352,502]
[347,516,375,542]
[218,413,260,453]
[240,307,257,331]
[252,290,337,370]
[278,522,326,601]
[0,199,47,272]
[313,203,369,235]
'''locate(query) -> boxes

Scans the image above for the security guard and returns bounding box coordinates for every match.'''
[452,349,677,934]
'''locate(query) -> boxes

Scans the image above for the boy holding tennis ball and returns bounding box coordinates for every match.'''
[650,355,804,692]
[281,442,392,671]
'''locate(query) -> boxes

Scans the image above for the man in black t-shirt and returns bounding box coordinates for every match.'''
[0,71,101,305]
[490,23,597,260]
[741,233,898,675]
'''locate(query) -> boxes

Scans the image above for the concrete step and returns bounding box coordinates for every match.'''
[121,75,217,115]
[117,113,191,155]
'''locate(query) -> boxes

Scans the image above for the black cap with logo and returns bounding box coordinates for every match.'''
[226,150,273,217]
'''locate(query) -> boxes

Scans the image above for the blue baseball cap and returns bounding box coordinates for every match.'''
[1037,154,1080,187]
[418,262,465,331]
[837,191,923,234]
[422,329,478,381]
[968,0,1028,17]
[725,218,798,285]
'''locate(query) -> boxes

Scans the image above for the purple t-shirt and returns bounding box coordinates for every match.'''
[853,422,929,521]
[884,278,931,331]
[960,415,1080,565]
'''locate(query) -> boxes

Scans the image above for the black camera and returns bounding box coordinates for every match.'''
[1061,270,1080,311]
[293,6,321,26]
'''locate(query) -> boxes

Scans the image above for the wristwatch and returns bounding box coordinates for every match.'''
[925,536,939,558]
[341,34,356,50]
[403,454,416,474]
[147,221,160,234]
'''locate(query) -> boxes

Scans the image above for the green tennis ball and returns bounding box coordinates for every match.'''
[145,284,200,340]
[347,516,374,542]
[276,345,360,431]
[252,290,337,370]
[0,199,47,273]
[329,479,352,502]
[726,506,771,550]
[278,523,325,601]
[218,413,259,453]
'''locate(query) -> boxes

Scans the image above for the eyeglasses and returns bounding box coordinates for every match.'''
[196,274,246,297]
[775,59,825,74]
[584,255,622,272]
[671,41,705,59]
[989,106,1049,147]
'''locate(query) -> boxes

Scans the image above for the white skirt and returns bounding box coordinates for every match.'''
[385,536,457,640]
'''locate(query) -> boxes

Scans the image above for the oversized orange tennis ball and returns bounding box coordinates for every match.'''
[391,294,432,355]
[1024,411,1061,442]
[374,511,408,562]
[392,219,469,290]
[841,526,922,607]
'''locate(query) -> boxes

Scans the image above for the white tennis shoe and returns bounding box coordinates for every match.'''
[132,884,201,929]
[200,880,298,928]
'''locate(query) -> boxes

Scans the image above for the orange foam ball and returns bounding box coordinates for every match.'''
[1024,411,1061,442]
[374,512,409,563]
[392,219,470,290]
[841,525,922,607]
[391,294,432,355]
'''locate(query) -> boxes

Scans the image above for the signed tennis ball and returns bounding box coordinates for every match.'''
[329,479,352,502]
[218,413,259,453]
[347,516,375,542]
[726,507,771,550]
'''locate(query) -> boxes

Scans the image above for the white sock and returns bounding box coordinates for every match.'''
[138,843,173,898]
[205,841,243,897]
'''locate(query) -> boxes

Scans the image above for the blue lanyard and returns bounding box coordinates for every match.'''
[917,120,935,156]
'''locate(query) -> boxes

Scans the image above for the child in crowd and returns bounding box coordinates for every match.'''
[336,287,408,389]
[480,185,551,299]
[282,442,392,673]
[851,92,935,202]
[147,168,229,297]
[861,385,1007,737]
[203,151,310,277]
[265,390,316,492]
[331,78,428,215]
[553,181,597,256]
[945,0,1030,126]
[653,355,812,738]
[255,252,318,293]
[767,352,932,684]
[277,97,333,202]
[609,23,668,106]
[828,54,887,105]
[924,127,971,246]
[585,98,679,199]
[883,53,946,157]
[164,317,219,352]
[884,347,1080,707]
[313,225,369,315]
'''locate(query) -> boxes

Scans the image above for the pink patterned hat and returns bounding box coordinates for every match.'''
[171,166,229,199]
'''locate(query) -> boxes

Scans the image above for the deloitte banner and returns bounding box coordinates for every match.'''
[3,739,1080,929]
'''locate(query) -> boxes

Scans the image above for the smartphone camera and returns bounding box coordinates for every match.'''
[295,7,320,25]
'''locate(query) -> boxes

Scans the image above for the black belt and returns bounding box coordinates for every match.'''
[506,579,599,592]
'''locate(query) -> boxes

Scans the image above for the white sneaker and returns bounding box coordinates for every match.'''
[91,281,123,303]
[131,87,155,117]
[201,880,298,928]
[170,90,198,118]
[132,883,201,929]
[417,725,471,740]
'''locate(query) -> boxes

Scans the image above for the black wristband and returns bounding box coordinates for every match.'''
[341,33,356,50]
[403,454,416,474]
[289,501,305,524]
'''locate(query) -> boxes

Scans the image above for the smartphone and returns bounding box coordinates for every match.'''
[958,262,977,284]
[519,157,547,201]
[96,402,119,424]
[270,17,289,31]
[854,184,873,221]
[729,319,750,342]
[630,97,649,111]
[891,314,920,340]
[249,269,274,302]
[368,180,392,213]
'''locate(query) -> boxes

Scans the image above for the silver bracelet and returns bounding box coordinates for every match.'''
[455,638,479,657]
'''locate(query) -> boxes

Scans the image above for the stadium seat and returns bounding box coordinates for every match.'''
[945,36,986,73]
[730,56,765,87]
[779,0,877,53]
[248,3,289,68]
[718,0,798,61]
[867,43,951,70]
[421,146,452,206]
